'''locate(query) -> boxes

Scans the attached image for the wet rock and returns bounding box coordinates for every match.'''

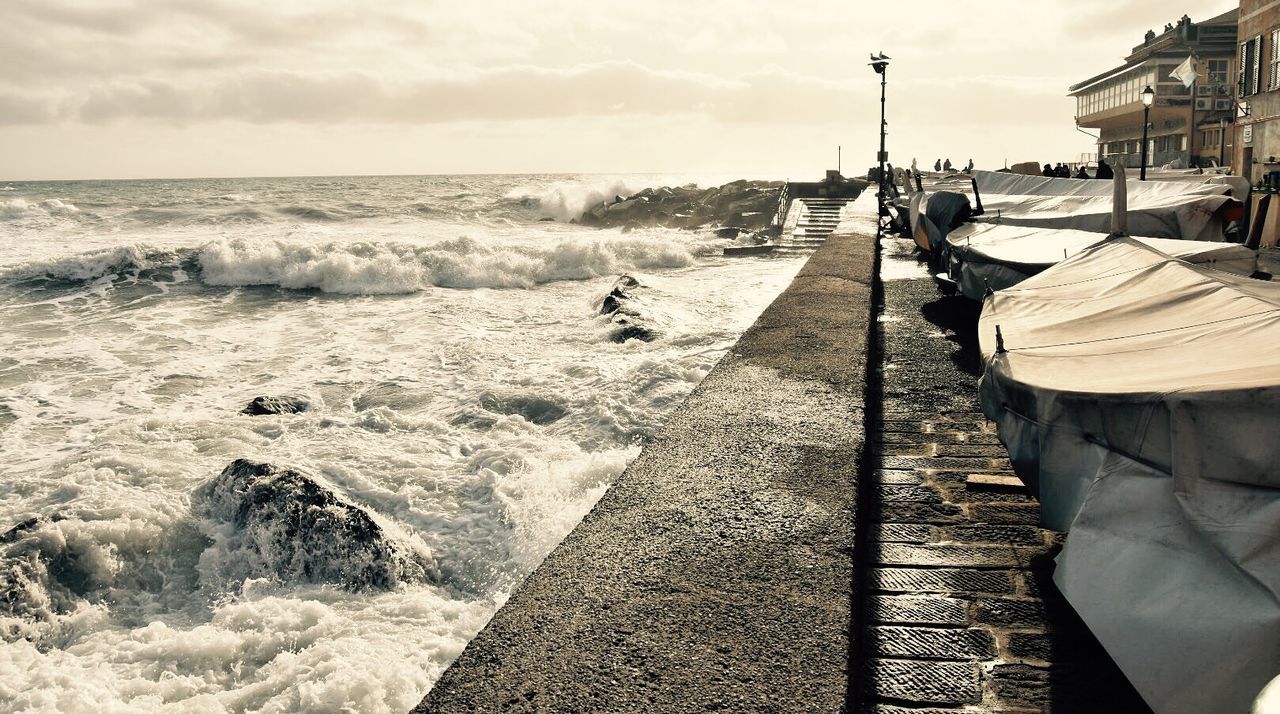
[242,395,309,416]
[598,275,659,343]
[0,514,89,624]
[206,459,434,590]
[478,392,569,425]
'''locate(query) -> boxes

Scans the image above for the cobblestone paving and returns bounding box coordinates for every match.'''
[859,236,1151,713]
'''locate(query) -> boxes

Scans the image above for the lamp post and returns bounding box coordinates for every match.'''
[1140,85,1155,180]
[869,53,890,238]
[1219,116,1228,167]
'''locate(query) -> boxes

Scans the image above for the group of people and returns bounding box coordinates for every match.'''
[1043,158,1114,180]
[910,157,975,174]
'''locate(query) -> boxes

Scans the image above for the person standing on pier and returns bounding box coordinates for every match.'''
[943,158,953,172]
[965,158,974,172]
[934,159,942,172]
[1096,159,1114,180]
[1075,165,1090,179]
[1043,163,1055,177]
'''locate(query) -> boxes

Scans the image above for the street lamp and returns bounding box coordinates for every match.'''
[1140,85,1155,180]
[1219,116,1228,168]
[869,52,890,238]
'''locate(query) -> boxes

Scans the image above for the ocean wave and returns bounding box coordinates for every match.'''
[504,178,643,222]
[199,236,714,293]
[1,235,718,295]
[0,245,183,284]
[1,198,82,220]
[276,205,346,222]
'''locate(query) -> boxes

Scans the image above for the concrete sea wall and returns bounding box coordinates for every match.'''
[415,224,877,712]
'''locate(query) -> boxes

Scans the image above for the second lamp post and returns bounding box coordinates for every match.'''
[1140,85,1155,180]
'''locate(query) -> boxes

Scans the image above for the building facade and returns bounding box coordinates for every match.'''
[1070,10,1239,171]
[1233,1,1280,184]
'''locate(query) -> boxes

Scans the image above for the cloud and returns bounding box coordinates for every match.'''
[2,62,880,126]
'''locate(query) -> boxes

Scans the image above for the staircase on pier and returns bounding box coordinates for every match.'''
[776,198,851,255]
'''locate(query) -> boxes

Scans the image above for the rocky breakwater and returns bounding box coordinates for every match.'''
[575,180,785,232]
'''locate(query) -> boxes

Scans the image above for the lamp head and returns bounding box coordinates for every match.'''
[869,51,889,74]
[1141,85,1155,107]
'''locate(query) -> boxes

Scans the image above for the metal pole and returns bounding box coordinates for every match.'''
[1220,118,1227,167]
[838,145,841,174]
[877,68,887,238]
[1140,104,1150,180]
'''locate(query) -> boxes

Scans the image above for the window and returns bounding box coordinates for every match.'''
[1271,30,1280,90]
[1209,59,1229,85]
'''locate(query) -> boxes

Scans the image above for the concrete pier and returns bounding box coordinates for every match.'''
[415,207,1150,712]
[417,223,877,712]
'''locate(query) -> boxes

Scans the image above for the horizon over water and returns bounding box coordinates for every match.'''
[0,172,807,711]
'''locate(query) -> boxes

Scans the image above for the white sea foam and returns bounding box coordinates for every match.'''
[505,178,640,222]
[193,234,718,294]
[0,174,804,712]
[1,198,81,220]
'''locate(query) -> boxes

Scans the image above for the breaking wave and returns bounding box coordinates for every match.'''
[2,198,82,220]
[0,235,719,295]
[504,178,644,222]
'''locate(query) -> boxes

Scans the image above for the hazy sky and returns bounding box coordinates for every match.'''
[0,0,1239,180]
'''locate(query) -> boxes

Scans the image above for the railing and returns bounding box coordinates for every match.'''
[768,182,792,235]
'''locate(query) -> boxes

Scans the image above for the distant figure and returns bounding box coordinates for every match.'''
[1096,159,1114,180]
[911,157,919,173]
[1145,29,1156,44]
[1043,163,1055,177]
[934,159,942,172]
[965,158,974,172]
[1075,166,1090,179]
[943,158,953,171]
[1055,163,1070,178]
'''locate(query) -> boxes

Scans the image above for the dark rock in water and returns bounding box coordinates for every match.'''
[714,226,746,239]
[0,514,90,624]
[598,274,660,343]
[609,321,659,343]
[599,274,641,316]
[478,392,568,425]
[242,395,310,416]
[207,459,433,590]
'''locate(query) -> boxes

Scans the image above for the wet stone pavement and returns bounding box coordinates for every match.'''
[859,235,1152,713]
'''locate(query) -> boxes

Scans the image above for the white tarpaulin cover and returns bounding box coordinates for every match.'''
[944,222,1258,300]
[972,170,1239,242]
[976,238,1280,714]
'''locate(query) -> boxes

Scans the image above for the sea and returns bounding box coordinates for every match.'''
[0,174,806,712]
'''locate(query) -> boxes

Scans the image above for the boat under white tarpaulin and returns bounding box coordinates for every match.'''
[977,238,1280,714]
[971,170,1241,242]
[943,222,1259,300]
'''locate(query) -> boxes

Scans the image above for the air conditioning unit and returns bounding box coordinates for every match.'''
[1195,98,1212,110]
[1215,99,1232,110]
[1197,85,1212,96]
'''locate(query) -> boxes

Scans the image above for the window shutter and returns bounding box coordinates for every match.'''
[1253,35,1264,95]
[1272,30,1280,89]
[1242,40,1250,95]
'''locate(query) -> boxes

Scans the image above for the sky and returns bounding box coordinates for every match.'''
[0,0,1241,181]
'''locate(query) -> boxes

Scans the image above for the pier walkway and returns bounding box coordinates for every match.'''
[415,205,1151,712]
[862,233,1149,712]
